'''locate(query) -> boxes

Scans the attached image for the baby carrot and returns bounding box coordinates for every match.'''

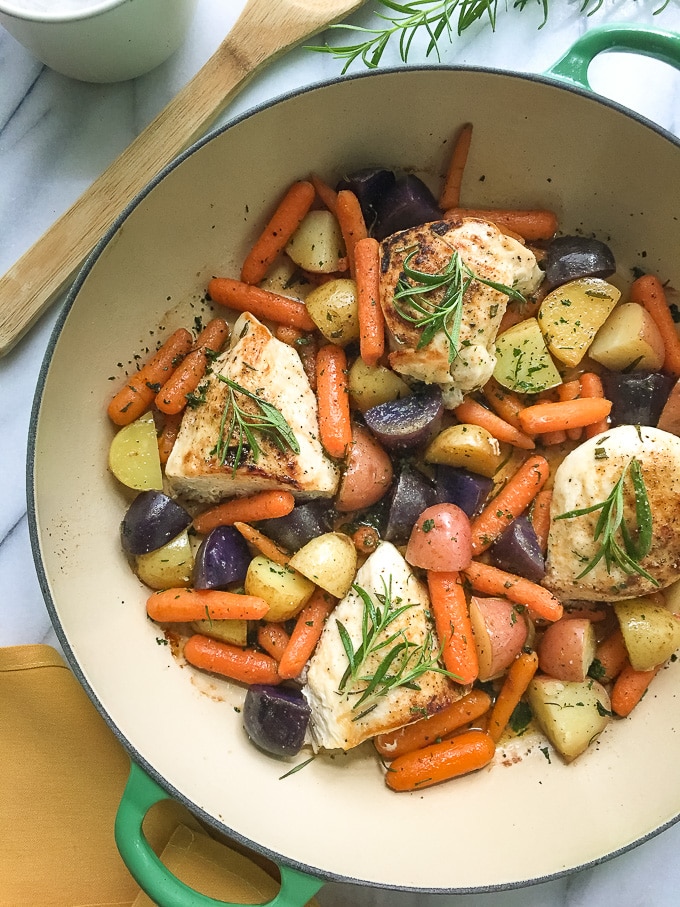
[316,343,352,459]
[611,660,660,717]
[193,490,295,535]
[147,588,268,623]
[630,273,680,377]
[591,628,629,684]
[157,412,182,465]
[487,651,539,743]
[530,488,553,555]
[240,180,316,286]
[274,325,304,346]
[233,521,290,565]
[481,377,526,432]
[470,454,550,554]
[540,429,568,447]
[207,278,316,332]
[454,398,535,450]
[463,561,563,623]
[374,689,492,760]
[352,525,381,554]
[184,634,280,685]
[257,622,291,661]
[155,347,208,415]
[558,379,583,441]
[444,207,558,241]
[336,189,368,278]
[426,571,479,685]
[518,397,612,436]
[355,237,384,367]
[107,327,193,426]
[439,122,473,211]
[579,372,610,439]
[385,729,495,792]
[310,172,338,216]
[277,588,335,681]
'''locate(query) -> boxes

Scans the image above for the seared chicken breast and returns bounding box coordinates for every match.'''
[544,425,680,601]
[165,313,339,502]
[304,541,466,751]
[380,218,543,408]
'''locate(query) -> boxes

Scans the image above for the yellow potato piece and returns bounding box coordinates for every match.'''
[614,598,680,671]
[493,317,562,394]
[538,277,621,368]
[305,279,359,347]
[108,411,163,491]
[191,618,248,647]
[348,358,412,412]
[424,424,505,478]
[244,555,315,622]
[135,530,193,590]
[288,532,357,599]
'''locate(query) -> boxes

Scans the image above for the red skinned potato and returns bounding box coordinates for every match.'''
[335,425,393,512]
[469,596,529,682]
[538,617,596,682]
[405,504,472,572]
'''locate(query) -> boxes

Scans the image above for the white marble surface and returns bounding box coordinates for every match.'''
[2,1,680,904]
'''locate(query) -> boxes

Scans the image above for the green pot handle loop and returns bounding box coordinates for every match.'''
[546,24,680,91]
[115,762,324,907]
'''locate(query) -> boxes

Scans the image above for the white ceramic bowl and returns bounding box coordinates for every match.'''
[0,0,197,82]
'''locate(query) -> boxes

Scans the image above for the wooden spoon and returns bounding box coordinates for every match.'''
[0,0,365,356]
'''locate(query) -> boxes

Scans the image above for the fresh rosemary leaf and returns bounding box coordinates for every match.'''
[393,247,524,363]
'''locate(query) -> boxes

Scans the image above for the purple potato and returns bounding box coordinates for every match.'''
[489,516,545,584]
[600,370,675,427]
[257,499,333,551]
[243,684,311,757]
[435,465,493,518]
[336,168,397,231]
[543,235,616,291]
[384,463,436,544]
[364,386,443,451]
[120,490,192,556]
[374,175,442,240]
[193,526,251,589]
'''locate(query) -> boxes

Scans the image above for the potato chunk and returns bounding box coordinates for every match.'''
[424,424,505,478]
[537,277,620,367]
[527,676,611,762]
[244,555,315,622]
[614,598,680,671]
[493,317,562,394]
[589,302,665,372]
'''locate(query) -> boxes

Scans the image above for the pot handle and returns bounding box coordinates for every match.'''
[115,762,324,907]
[546,23,680,89]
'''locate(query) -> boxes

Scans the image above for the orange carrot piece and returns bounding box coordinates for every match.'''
[454,398,535,450]
[579,372,610,439]
[196,316,231,353]
[147,588,268,623]
[463,560,563,622]
[497,296,542,334]
[531,488,552,555]
[233,521,290,566]
[630,274,680,377]
[540,429,568,446]
[385,729,495,791]
[336,189,368,278]
[558,379,583,441]
[351,525,381,554]
[157,412,182,465]
[240,180,316,285]
[155,348,208,415]
[316,343,352,459]
[274,325,304,346]
[444,207,558,241]
[310,173,338,216]
[184,634,280,685]
[481,378,526,432]
[277,589,336,681]
[374,689,491,760]
[591,628,629,684]
[296,333,318,391]
[470,454,550,554]
[257,623,291,662]
[207,277,316,331]
[487,651,539,743]
[193,490,295,535]
[355,237,385,367]
[439,122,473,211]
[426,571,479,685]
[107,328,193,426]
[518,397,612,436]
[611,660,660,717]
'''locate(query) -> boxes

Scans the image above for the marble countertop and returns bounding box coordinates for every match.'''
[2,1,680,904]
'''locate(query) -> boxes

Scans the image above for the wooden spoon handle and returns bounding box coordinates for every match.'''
[0,0,362,356]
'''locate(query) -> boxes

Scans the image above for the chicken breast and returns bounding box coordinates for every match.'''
[304,541,466,751]
[380,218,543,408]
[544,425,680,601]
[165,313,339,502]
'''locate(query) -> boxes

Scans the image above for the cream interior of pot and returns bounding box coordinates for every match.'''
[31,68,680,891]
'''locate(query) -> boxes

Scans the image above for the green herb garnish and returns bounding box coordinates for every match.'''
[392,248,524,363]
[555,457,657,585]
[213,376,299,473]
[336,577,460,716]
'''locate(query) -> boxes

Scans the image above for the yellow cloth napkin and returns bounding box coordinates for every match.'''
[0,645,317,907]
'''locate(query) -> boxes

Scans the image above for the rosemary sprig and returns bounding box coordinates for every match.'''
[555,456,658,586]
[392,247,525,362]
[213,375,299,473]
[309,1,671,73]
[336,577,459,718]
